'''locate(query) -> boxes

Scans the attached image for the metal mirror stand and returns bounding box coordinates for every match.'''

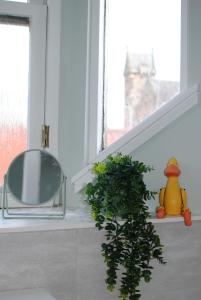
[2,149,67,219]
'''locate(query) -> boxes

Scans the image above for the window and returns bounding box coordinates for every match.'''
[103,0,181,148]
[85,0,185,163]
[0,0,47,184]
[0,0,61,210]
[0,15,29,184]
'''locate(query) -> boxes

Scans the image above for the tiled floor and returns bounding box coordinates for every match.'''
[0,288,56,300]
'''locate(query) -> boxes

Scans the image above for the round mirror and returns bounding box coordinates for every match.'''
[7,149,63,205]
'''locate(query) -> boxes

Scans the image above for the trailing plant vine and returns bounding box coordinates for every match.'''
[84,154,165,300]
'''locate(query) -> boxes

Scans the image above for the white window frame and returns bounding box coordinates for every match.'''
[84,0,105,164]
[84,0,189,164]
[43,0,61,157]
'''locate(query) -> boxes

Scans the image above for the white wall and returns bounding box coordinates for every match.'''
[0,223,201,300]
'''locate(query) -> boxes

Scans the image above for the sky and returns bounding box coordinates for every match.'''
[0,24,29,126]
[105,0,181,129]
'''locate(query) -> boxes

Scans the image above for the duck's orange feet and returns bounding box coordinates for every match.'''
[156,207,166,219]
[183,208,192,226]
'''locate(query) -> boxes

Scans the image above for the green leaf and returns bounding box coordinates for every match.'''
[83,153,165,300]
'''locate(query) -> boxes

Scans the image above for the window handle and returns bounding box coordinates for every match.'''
[41,125,50,148]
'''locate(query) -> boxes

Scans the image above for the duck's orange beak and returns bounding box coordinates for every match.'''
[164,164,181,177]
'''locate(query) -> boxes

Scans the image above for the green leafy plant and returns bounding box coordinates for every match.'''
[84,154,165,300]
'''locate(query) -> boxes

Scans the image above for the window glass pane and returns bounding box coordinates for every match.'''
[0,19,29,184]
[103,0,181,148]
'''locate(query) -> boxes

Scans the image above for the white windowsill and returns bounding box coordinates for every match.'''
[0,207,94,233]
[72,84,200,193]
[0,207,200,234]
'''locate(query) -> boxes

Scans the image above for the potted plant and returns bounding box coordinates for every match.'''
[84,153,165,300]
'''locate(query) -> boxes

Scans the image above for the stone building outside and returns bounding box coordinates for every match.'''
[105,52,179,147]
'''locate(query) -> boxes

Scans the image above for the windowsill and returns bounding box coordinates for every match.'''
[149,214,201,224]
[0,207,95,233]
[0,207,200,233]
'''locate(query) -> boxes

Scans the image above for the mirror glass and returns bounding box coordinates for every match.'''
[7,149,63,205]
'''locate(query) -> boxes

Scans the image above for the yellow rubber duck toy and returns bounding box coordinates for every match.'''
[156,157,192,226]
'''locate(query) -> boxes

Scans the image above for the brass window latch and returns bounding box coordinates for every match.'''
[42,125,50,148]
